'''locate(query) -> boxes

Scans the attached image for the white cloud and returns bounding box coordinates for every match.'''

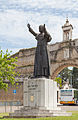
[0,10,26,37]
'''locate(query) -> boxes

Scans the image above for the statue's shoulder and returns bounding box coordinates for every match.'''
[35,33,39,39]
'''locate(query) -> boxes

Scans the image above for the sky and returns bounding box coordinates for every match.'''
[0,0,78,54]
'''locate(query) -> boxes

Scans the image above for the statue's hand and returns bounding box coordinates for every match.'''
[27,23,30,28]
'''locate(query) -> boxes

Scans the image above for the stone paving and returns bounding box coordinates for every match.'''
[59,105,78,111]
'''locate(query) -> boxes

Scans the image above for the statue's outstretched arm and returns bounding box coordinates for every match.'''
[44,25,52,42]
[27,24,37,36]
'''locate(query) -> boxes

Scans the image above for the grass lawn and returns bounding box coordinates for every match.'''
[0,111,78,120]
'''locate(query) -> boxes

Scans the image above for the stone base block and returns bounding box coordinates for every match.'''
[23,77,58,110]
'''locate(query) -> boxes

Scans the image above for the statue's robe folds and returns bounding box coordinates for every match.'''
[34,33,51,78]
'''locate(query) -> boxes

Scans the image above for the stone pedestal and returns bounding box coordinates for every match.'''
[9,78,72,118]
[23,78,58,110]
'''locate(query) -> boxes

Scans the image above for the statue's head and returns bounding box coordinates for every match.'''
[39,25,44,33]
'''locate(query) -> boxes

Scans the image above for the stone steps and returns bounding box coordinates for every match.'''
[13,109,66,114]
[9,109,72,117]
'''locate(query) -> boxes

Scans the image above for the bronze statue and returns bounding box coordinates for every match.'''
[27,24,52,78]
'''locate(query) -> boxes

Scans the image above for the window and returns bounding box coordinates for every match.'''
[61,90,72,96]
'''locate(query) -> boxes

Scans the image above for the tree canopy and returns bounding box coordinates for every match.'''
[72,67,78,89]
[0,49,18,90]
[55,67,78,89]
[55,77,62,88]
[58,67,72,83]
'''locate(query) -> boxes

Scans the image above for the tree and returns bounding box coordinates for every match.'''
[72,67,78,89]
[58,67,72,84]
[0,49,18,90]
[55,77,62,88]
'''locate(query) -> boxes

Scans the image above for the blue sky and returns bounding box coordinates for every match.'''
[0,0,78,54]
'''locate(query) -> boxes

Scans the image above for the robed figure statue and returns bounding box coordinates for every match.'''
[27,24,52,78]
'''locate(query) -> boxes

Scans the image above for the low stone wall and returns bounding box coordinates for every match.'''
[0,106,23,113]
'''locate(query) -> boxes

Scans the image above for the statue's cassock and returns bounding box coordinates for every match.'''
[27,24,52,78]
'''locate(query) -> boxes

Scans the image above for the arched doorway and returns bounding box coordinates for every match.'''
[51,64,78,80]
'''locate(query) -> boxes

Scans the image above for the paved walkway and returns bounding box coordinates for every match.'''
[58,105,78,111]
[0,105,78,113]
